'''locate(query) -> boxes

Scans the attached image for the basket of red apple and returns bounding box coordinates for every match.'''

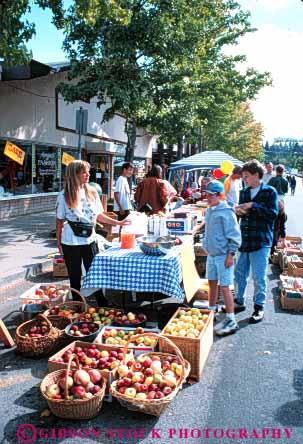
[41,353,106,419]
[110,332,190,416]
[65,321,102,342]
[44,288,88,320]
[16,314,60,357]
[113,311,147,327]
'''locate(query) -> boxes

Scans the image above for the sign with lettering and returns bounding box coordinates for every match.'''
[37,151,57,176]
[166,220,185,232]
[62,152,75,166]
[4,141,25,165]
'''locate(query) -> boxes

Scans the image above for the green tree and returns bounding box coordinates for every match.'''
[56,0,270,162]
[0,0,63,66]
[203,102,264,161]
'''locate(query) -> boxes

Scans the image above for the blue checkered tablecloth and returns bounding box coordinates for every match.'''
[82,245,185,300]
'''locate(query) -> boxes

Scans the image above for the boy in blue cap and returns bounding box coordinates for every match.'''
[203,180,242,336]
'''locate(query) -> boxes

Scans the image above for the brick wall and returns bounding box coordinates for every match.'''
[0,193,58,220]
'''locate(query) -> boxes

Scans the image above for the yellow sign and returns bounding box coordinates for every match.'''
[62,152,75,166]
[4,141,25,165]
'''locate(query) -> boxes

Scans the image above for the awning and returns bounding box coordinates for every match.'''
[169,150,243,171]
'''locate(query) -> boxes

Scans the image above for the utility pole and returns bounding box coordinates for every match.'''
[76,107,88,160]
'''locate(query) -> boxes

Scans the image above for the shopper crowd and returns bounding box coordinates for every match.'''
[56,158,294,338]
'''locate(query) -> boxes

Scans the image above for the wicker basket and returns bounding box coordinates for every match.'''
[48,316,72,336]
[41,354,106,419]
[16,314,60,357]
[159,308,214,380]
[111,332,190,416]
[44,288,88,319]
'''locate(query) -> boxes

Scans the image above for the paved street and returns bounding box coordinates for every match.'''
[0,180,303,444]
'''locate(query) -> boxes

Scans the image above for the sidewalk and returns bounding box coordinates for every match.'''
[0,210,58,290]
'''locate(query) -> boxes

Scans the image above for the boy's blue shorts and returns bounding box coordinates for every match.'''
[206,254,234,286]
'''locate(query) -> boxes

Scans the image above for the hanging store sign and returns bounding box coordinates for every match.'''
[4,141,25,165]
[62,152,75,166]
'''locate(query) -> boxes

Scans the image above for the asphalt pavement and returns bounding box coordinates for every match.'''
[0,181,303,444]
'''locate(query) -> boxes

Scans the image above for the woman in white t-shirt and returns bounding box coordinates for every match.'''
[56,160,128,303]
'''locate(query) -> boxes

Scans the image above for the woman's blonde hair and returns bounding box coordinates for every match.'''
[64,160,96,208]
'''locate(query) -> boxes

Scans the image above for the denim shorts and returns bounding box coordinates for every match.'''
[206,254,234,286]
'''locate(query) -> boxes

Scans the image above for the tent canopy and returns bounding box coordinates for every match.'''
[169,150,243,171]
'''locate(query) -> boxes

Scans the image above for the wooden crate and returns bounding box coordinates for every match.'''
[48,340,133,401]
[288,262,303,277]
[20,283,69,306]
[280,290,303,311]
[159,308,213,380]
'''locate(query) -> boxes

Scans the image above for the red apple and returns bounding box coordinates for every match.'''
[123,377,132,387]
[144,368,154,377]
[72,385,86,399]
[133,382,142,392]
[155,391,165,399]
[147,391,156,399]
[142,358,152,368]
[140,383,148,392]
[119,386,127,394]
[163,386,173,396]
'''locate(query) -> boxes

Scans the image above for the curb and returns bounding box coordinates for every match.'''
[0,259,53,292]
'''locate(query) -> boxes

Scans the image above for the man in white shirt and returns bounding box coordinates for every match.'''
[263,162,275,184]
[114,162,134,220]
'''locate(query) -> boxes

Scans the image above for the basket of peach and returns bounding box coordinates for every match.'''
[110,332,190,416]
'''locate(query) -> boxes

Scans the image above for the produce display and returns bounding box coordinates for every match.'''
[113,311,146,326]
[50,344,127,371]
[35,285,67,300]
[48,305,82,318]
[44,367,104,400]
[22,319,50,338]
[78,307,123,325]
[98,327,158,348]
[66,322,100,338]
[163,308,209,338]
[114,354,183,400]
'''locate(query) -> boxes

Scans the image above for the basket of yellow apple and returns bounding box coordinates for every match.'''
[159,308,214,380]
[110,332,190,416]
[96,326,159,356]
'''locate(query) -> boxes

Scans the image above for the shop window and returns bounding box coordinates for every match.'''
[0,141,32,197]
[87,153,111,196]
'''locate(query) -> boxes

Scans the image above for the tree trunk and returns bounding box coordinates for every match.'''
[167,144,174,165]
[177,135,183,160]
[157,142,165,165]
[186,143,190,157]
[191,143,197,155]
[125,120,137,163]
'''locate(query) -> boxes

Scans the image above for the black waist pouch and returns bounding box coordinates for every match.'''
[68,221,94,238]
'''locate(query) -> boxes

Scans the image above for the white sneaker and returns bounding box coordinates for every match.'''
[214,318,239,336]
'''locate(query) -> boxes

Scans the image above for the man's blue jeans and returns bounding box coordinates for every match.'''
[234,247,271,308]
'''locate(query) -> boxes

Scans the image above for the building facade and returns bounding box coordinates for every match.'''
[0,61,156,219]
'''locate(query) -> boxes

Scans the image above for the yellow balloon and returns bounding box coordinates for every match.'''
[221,160,234,175]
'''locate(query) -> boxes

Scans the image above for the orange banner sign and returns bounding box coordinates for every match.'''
[62,152,75,166]
[4,141,25,165]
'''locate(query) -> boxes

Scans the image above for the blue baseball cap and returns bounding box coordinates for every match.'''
[205,180,224,194]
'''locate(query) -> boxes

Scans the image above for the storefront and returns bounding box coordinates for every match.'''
[0,138,78,198]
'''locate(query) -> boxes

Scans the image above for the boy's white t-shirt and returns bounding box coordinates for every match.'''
[113,176,132,211]
[56,188,103,245]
